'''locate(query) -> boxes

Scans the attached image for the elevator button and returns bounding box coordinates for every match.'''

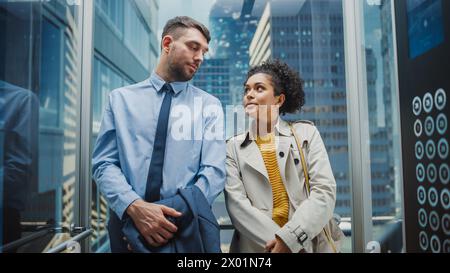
[427,163,437,183]
[441,188,450,210]
[443,240,450,253]
[426,140,436,160]
[415,141,424,160]
[418,186,426,205]
[423,93,434,113]
[414,119,423,137]
[440,163,449,185]
[428,187,438,207]
[425,116,435,136]
[442,214,450,236]
[429,211,440,231]
[413,96,422,116]
[436,114,447,135]
[430,235,441,253]
[419,231,429,251]
[438,138,448,159]
[435,88,446,111]
[418,208,427,228]
[416,163,425,182]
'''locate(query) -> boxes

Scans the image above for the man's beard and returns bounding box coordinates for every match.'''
[168,59,194,82]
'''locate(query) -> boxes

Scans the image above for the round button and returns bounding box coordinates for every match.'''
[427,163,437,184]
[429,211,440,231]
[442,214,450,235]
[423,93,434,113]
[425,116,435,136]
[426,140,436,160]
[436,114,447,135]
[415,141,424,160]
[435,88,447,111]
[418,208,427,228]
[440,163,449,185]
[416,163,425,182]
[441,188,450,210]
[428,187,439,207]
[430,235,441,253]
[419,231,429,251]
[418,186,427,205]
[414,119,423,137]
[438,138,449,159]
[443,239,450,253]
[413,96,422,116]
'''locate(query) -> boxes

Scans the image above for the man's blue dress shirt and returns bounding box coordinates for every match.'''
[92,72,226,219]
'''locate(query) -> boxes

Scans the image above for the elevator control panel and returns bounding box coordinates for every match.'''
[396,0,449,252]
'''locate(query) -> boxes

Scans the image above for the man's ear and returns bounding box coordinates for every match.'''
[161,35,173,54]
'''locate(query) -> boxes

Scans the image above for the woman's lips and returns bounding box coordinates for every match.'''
[245,103,258,107]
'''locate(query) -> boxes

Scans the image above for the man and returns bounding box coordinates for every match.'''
[1,80,39,252]
[92,16,226,253]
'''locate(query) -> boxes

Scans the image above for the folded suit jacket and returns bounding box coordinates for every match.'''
[122,185,221,253]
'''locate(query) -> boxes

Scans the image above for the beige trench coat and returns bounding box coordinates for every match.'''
[225,118,338,253]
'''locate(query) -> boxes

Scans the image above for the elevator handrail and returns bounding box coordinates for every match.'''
[46,228,93,253]
[0,225,54,253]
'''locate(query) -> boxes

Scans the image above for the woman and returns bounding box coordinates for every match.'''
[225,60,343,253]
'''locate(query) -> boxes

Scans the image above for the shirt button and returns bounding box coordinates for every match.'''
[279,152,285,158]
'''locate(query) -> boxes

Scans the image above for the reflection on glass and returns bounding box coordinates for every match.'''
[0,0,80,253]
[40,18,61,127]
[1,81,39,251]
[363,0,403,252]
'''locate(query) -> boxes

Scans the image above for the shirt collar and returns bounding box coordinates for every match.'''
[149,71,189,96]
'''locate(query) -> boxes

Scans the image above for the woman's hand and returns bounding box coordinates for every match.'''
[265,239,277,253]
[265,236,292,253]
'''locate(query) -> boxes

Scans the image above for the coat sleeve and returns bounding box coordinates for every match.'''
[224,139,280,249]
[276,124,336,252]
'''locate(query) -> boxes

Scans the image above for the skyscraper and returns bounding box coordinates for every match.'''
[193,58,231,107]
[249,0,398,219]
[250,0,351,217]
[208,0,263,102]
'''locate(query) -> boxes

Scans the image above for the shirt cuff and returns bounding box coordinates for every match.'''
[193,176,213,204]
[115,191,141,220]
[275,224,312,253]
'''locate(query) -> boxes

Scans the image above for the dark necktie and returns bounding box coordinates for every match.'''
[145,83,174,202]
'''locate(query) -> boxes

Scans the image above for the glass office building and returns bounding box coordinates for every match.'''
[0,0,448,253]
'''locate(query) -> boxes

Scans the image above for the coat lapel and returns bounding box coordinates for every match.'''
[241,140,270,182]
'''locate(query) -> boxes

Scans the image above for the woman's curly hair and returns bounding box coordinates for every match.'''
[245,59,305,115]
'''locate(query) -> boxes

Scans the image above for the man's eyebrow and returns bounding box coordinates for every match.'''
[187,40,209,52]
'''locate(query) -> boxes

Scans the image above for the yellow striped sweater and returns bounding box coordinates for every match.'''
[255,132,290,227]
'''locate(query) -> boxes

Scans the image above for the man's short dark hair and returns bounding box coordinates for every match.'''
[161,16,211,47]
